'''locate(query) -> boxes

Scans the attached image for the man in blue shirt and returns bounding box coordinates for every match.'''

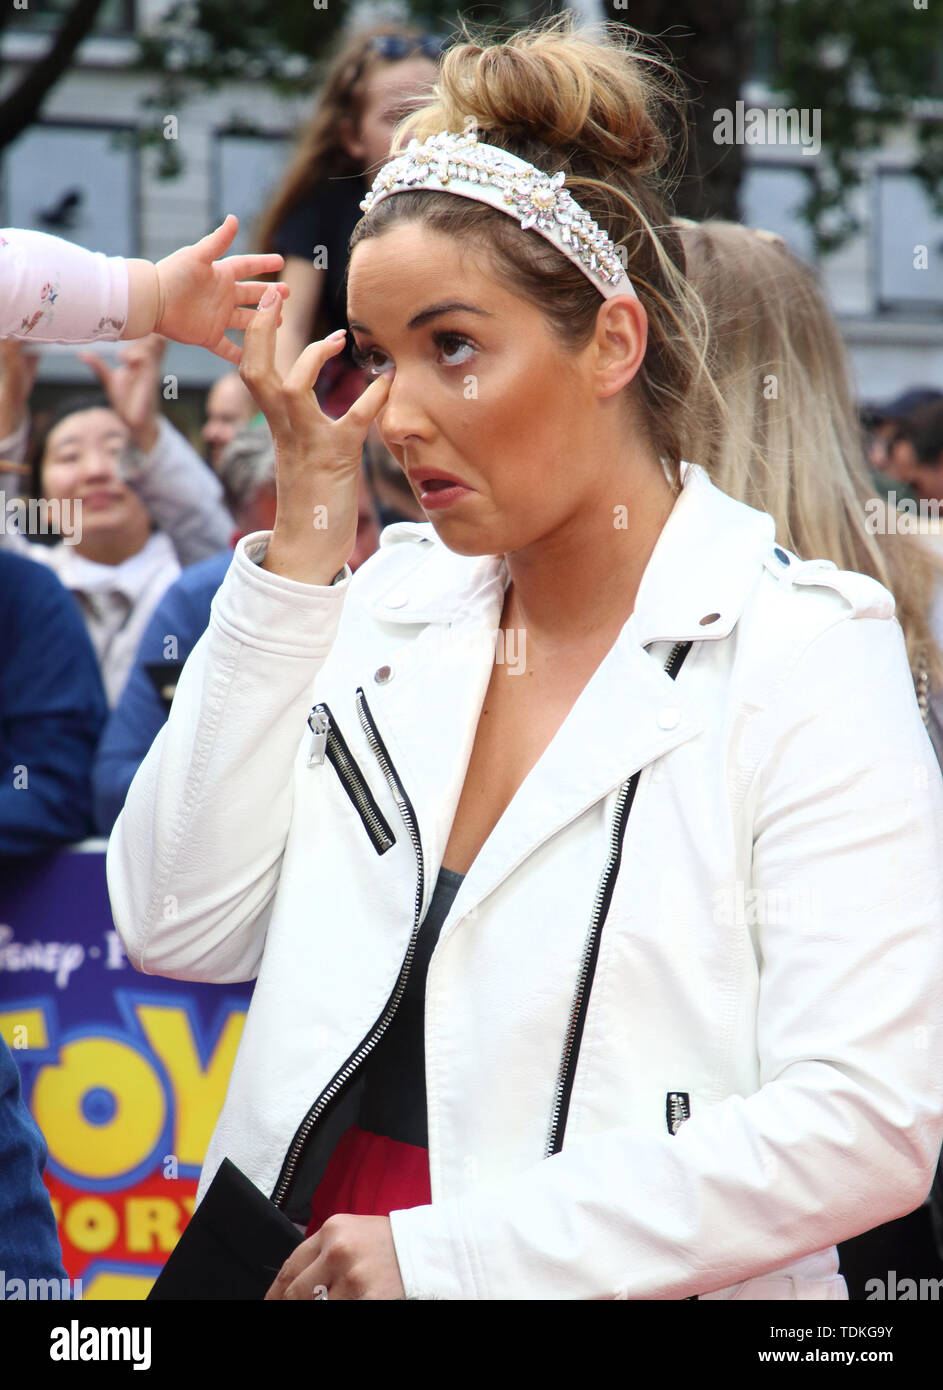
[1,549,106,1285]
[0,550,107,858]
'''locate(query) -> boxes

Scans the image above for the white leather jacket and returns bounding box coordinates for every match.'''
[107,462,943,1300]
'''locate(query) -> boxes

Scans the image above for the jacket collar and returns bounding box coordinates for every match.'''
[359,463,775,644]
[343,465,776,923]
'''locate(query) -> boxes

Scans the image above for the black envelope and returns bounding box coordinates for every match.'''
[147,1158,304,1300]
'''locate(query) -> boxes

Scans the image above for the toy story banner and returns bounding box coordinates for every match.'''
[1,843,252,1299]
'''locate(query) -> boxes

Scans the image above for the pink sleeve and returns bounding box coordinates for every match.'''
[0,228,129,342]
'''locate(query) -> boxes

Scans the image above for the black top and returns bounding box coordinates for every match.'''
[357,865,466,1148]
[270,175,368,370]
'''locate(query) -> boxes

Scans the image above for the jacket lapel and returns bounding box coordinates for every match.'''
[350,465,775,919]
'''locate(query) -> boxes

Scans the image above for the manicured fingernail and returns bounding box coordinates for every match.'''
[328,329,346,340]
[259,286,278,309]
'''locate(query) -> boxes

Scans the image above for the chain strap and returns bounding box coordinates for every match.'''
[916,651,930,727]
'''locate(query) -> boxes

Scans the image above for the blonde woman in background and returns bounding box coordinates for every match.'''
[679,216,943,1282]
[678,218,943,762]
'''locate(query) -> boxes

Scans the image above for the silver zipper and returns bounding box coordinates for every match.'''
[666,1091,691,1135]
[307,703,395,854]
[545,640,691,1158]
[271,688,424,1209]
[306,709,329,765]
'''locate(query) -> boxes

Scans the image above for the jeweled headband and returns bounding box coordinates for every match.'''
[359,127,637,302]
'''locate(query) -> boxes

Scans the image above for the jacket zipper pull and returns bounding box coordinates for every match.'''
[666,1091,691,1135]
[306,708,330,766]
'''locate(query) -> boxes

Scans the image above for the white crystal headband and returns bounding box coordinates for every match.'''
[359,128,637,302]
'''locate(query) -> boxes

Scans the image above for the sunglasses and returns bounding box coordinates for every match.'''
[369,34,447,62]
[345,32,447,90]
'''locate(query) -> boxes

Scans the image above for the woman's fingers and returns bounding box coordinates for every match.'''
[241,297,347,437]
[341,370,392,438]
[239,289,286,414]
[77,352,111,389]
[282,333,347,400]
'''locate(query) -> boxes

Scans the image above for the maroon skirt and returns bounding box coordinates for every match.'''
[305,1125,431,1236]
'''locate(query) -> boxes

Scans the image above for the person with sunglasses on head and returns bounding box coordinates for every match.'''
[255,24,443,418]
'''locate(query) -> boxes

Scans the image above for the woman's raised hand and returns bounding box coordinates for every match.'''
[240,286,391,585]
[77,333,167,454]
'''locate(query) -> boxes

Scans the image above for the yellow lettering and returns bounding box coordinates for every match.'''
[0,1006,50,1049]
[125,1197,185,1253]
[135,1004,245,1167]
[63,1197,119,1253]
[31,1037,165,1179]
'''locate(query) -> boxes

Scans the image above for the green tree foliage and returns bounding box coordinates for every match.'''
[753,0,943,253]
[3,0,941,253]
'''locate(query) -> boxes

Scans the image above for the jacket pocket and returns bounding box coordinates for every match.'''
[307,702,396,856]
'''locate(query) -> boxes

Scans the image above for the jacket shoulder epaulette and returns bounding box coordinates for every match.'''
[760,545,895,620]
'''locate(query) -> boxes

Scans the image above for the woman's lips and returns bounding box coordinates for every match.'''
[418,480,474,510]
[80,492,124,510]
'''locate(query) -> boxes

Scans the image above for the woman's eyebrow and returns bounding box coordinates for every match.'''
[348,301,493,335]
[51,428,126,449]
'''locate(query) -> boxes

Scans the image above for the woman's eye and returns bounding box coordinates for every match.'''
[436,334,474,367]
[351,334,474,375]
[351,345,392,376]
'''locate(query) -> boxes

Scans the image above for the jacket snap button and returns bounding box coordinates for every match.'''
[385,592,408,608]
[657,707,681,730]
[374,665,393,684]
[699,612,720,626]
[774,547,790,565]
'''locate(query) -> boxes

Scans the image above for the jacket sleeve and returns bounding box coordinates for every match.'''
[388,614,943,1299]
[122,416,234,567]
[106,532,351,984]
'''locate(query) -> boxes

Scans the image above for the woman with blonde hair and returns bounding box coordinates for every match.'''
[678,218,943,756]
[678,215,943,1278]
[109,17,943,1300]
